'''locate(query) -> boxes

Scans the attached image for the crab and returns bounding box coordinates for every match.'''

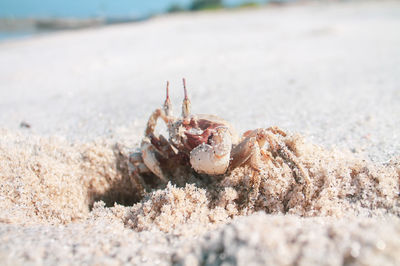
[129,79,311,192]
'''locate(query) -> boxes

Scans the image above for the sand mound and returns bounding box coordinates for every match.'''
[0,129,139,224]
[1,128,398,233]
[172,214,400,265]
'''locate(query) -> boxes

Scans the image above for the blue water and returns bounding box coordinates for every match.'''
[0,0,270,41]
[0,0,268,19]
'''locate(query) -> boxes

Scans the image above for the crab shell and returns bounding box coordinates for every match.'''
[169,114,239,175]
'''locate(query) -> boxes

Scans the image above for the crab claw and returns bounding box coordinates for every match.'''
[189,126,232,175]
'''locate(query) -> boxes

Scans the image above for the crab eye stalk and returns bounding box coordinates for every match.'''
[163,81,173,116]
[182,78,191,118]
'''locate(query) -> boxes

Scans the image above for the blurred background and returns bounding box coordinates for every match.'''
[0,0,399,163]
[0,0,291,41]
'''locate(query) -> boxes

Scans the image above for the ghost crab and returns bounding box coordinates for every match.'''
[129,79,311,191]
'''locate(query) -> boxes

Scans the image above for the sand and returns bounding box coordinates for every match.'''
[1,1,400,265]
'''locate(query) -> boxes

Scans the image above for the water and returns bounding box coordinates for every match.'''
[0,0,268,19]
[0,0,270,41]
[0,31,34,41]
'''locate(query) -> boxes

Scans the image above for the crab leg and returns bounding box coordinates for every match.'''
[231,127,311,197]
[140,81,180,183]
[127,152,150,192]
[261,129,310,186]
[264,131,312,200]
[141,138,168,183]
[129,152,153,174]
[229,127,280,171]
[129,152,144,164]
[229,128,303,173]
[229,136,262,171]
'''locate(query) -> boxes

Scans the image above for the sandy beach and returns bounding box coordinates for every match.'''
[1,1,400,265]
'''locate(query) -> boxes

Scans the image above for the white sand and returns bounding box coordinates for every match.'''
[1,1,400,265]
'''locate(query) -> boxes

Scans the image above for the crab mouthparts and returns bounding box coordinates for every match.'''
[185,129,213,150]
